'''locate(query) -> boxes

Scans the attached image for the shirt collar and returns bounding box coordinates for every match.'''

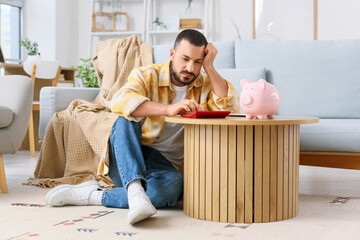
[159,60,203,89]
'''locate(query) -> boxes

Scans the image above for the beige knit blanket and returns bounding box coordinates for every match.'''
[26,36,153,188]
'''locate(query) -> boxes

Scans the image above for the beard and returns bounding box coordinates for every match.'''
[170,61,199,86]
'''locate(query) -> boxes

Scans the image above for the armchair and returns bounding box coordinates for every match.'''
[0,75,34,193]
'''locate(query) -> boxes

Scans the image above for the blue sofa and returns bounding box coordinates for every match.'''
[39,39,360,170]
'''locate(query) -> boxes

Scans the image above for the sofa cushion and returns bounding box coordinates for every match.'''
[153,44,172,65]
[212,41,235,68]
[39,87,100,140]
[300,119,360,152]
[216,67,266,95]
[152,40,235,68]
[0,105,13,128]
[235,39,360,118]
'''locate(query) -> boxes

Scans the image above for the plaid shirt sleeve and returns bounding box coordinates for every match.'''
[111,68,151,122]
[212,79,240,112]
[200,72,240,112]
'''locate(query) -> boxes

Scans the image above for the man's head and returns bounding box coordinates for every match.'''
[170,29,208,86]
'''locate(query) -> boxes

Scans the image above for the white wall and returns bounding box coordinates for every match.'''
[24,0,360,70]
[318,0,360,40]
[24,0,56,61]
[25,0,79,67]
[55,0,79,67]
[78,0,93,62]
[215,0,253,41]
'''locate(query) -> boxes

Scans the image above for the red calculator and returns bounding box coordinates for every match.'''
[181,111,231,119]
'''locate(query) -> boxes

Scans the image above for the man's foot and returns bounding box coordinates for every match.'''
[127,191,157,225]
[127,179,157,224]
[45,180,101,206]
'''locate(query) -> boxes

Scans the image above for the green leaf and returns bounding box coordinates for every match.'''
[74,58,99,87]
[19,39,41,56]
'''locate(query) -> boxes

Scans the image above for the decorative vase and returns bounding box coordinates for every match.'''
[26,55,41,61]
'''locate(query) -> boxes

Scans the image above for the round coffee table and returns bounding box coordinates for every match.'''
[165,115,319,223]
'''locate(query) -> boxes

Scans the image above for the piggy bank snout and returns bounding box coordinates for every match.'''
[240,94,253,105]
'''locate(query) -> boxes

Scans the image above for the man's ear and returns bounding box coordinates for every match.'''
[170,48,175,61]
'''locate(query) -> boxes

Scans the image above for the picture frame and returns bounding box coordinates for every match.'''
[252,0,315,40]
[92,12,129,32]
[114,12,129,32]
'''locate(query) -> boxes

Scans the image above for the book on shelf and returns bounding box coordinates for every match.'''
[180,18,202,29]
[59,74,65,81]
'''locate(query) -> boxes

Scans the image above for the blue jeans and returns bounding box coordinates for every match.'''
[101,117,183,209]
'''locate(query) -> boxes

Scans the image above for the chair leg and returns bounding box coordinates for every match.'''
[29,111,36,157]
[29,63,37,157]
[53,66,61,86]
[0,154,8,193]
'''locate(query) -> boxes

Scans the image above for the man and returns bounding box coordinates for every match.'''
[45,29,239,225]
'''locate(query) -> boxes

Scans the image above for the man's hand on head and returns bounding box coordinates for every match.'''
[202,43,218,73]
[201,43,228,98]
[166,99,203,116]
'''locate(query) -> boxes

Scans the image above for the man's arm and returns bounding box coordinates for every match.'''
[202,43,228,98]
[131,99,203,118]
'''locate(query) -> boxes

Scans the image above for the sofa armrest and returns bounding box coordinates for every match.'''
[39,87,100,139]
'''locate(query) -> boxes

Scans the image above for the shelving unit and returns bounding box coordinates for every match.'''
[145,0,212,45]
[91,31,143,36]
[148,29,205,34]
[89,0,213,55]
[89,0,147,57]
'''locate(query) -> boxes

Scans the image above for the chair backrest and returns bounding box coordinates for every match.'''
[23,59,60,79]
[0,75,34,154]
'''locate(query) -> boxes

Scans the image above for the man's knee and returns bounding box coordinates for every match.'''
[111,117,141,139]
[113,116,136,129]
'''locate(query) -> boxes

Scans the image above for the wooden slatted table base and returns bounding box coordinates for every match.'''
[184,124,299,223]
[166,116,318,223]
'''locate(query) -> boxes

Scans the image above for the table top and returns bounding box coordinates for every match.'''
[164,115,319,126]
[0,62,75,71]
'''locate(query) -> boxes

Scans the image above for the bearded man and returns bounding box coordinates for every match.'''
[45,29,239,225]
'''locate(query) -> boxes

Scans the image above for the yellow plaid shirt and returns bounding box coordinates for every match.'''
[97,60,239,177]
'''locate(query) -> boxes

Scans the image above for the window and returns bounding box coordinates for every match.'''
[0,0,23,63]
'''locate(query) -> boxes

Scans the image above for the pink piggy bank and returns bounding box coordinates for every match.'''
[240,79,280,119]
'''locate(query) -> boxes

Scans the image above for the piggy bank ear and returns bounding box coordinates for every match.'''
[240,79,250,88]
[258,79,267,90]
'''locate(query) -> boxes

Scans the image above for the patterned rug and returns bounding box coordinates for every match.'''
[1,182,359,240]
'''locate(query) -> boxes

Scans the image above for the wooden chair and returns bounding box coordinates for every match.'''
[23,59,61,157]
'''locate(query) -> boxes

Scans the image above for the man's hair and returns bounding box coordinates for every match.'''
[173,29,208,49]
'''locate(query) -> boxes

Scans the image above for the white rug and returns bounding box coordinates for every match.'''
[1,181,359,240]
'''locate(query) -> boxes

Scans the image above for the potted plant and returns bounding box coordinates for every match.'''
[73,58,99,88]
[186,0,193,12]
[19,39,41,59]
[98,0,122,14]
[153,17,167,30]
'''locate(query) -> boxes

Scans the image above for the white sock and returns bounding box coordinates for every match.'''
[88,190,103,206]
[127,179,144,196]
[127,179,157,225]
